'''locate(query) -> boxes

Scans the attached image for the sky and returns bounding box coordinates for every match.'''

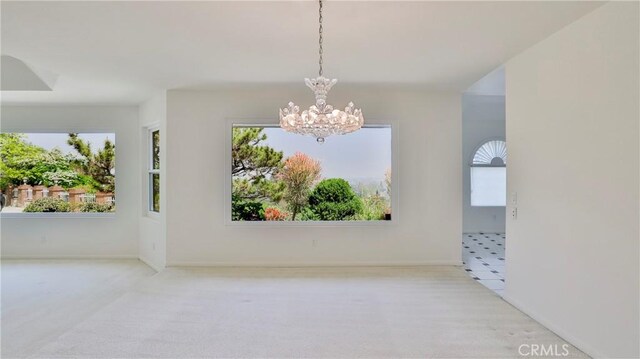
[23,133,115,155]
[260,127,391,183]
[22,129,389,182]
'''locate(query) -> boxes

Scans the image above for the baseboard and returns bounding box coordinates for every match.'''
[1,254,138,260]
[167,260,463,268]
[1,256,462,269]
[138,255,165,272]
[502,294,606,358]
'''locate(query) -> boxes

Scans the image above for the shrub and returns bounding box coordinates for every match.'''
[78,202,114,213]
[232,195,265,221]
[264,207,288,221]
[23,197,71,212]
[355,194,387,221]
[308,178,363,221]
[298,207,319,221]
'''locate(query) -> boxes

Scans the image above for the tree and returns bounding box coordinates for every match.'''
[277,152,321,220]
[232,128,283,179]
[232,177,285,202]
[308,178,363,221]
[0,134,79,188]
[0,133,43,188]
[67,134,115,192]
[231,128,284,201]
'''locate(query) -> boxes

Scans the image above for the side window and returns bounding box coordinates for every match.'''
[149,129,160,213]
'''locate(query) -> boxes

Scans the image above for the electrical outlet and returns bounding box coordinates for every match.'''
[511,192,518,206]
[511,207,518,220]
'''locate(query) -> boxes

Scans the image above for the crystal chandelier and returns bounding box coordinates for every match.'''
[279,0,364,143]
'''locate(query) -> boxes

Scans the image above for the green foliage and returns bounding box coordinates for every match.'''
[0,134,44,188]
[232,178,285,202]
[151,130,160,169]
[151,173,160,212]
[73,176,101,193]
[78,202,114,213]
[297,206,319,221]
[232,128,283,181]
[67,133,115,192]
[23,197,71,213]
[231,194,265,221]
[41,169,79,188]
[231,128,285,206]
[0,133,114,193]
[0,134,79,188]
[355,193,387,221]
[308,178,363,220]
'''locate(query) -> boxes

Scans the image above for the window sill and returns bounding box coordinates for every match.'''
[145,211,160,221]
[0,212,116,219]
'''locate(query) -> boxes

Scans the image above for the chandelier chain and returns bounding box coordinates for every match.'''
[318,0,323,77]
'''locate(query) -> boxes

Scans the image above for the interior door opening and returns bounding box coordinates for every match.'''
[461,67,506,296]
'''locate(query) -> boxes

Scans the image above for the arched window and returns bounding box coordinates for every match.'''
[470,139,506,206]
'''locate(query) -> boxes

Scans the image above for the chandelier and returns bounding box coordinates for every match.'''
[279,0,364,143]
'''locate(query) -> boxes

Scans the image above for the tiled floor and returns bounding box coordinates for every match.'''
[462,232,506,296]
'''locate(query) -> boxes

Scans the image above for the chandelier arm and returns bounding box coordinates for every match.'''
[318,0,323,77]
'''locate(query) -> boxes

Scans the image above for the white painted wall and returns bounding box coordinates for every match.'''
[505,2,639,358]
[462,94,505,233]
[0,106,140,258]
[139,93,167,270]
[166,86,461,266]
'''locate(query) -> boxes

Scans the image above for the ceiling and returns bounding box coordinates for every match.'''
[1,1,603,104]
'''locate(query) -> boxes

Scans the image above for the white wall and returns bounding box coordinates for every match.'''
[505,2,639,358]
[0,106,140,258]
[139,93,167,270]
[462,94,505,233]
[166,86,461,266]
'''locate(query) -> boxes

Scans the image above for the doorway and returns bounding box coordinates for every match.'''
[461,68,506,296]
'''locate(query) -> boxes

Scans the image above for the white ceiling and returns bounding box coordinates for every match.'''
[1,1,603,104]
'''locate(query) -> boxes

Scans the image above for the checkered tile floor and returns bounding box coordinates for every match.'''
[462,232,505,296]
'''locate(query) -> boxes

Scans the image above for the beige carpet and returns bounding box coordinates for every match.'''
[1,261,587,358]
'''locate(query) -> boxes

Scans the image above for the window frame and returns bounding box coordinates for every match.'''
[147,127,160,217]
[225,119,399,227]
